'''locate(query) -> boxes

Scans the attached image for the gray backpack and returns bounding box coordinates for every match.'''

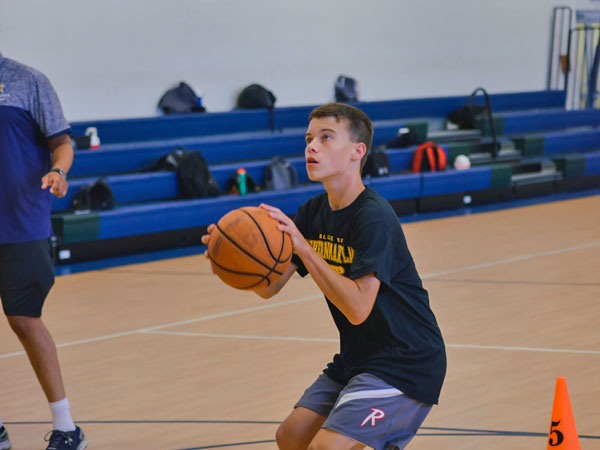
[264,157,298,190]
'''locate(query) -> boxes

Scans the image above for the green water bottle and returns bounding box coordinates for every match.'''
[237,168,247,196]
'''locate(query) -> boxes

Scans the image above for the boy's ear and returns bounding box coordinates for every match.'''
[352,142,367,161]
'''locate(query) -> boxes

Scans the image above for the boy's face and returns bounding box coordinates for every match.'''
[304,116,362,182]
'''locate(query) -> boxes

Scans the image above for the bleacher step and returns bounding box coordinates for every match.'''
[511,168,563,185]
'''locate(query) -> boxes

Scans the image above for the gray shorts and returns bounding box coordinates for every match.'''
[295,373,431,450]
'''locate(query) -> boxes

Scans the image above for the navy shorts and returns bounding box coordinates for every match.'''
[0,238,55,317]
[295,373,432,450]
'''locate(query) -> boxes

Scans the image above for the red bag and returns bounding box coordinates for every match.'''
[412,141,447,173]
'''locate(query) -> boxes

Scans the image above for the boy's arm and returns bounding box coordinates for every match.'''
[261,204,380,325]
[252,262,298,299]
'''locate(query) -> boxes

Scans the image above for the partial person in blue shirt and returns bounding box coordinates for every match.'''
[0,53,87,450]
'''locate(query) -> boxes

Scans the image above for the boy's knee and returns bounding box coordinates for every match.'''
[275,423,295,450]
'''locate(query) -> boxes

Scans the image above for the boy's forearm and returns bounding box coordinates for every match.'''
[295,243,376,325]
[252,262,298,299]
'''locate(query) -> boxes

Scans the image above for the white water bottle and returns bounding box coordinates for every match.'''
[85,127,101,150]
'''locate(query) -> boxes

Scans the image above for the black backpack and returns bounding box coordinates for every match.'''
[362,147,390,177]
[446,87,499,158]
[158,81,206,115]
[385,127,418,149]
[334,75,359,103]
[177,151,220,198]
[264,157,299,190]
[237,84,276,130]
[237,84,276,109]
[149,147,189,171]
[72,180,115,211]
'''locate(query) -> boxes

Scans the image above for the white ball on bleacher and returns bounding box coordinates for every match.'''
[453,154,471,170]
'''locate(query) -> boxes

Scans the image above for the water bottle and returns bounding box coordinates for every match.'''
[237,168,247,196]
[85,127,101,150]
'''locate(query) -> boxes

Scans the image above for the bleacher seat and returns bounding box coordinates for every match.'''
[53,89,600,265]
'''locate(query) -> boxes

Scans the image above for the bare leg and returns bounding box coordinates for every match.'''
[6,315,66,402]
[308,428,366,450]
[276,407,327,450]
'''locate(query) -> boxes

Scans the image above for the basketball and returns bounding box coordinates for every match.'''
[207,206,293,290]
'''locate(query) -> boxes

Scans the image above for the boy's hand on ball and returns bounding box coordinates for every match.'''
[202,224,215,263]
[259,203,307,254]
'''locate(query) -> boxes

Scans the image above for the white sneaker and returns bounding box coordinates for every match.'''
[0,426,11,450]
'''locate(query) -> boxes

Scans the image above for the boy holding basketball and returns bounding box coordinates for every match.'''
[203,103,446,450]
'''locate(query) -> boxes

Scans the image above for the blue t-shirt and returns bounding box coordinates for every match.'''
[292,187,447,405]
[0,54,71,244]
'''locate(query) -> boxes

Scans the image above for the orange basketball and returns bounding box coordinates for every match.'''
[207,206,292,290]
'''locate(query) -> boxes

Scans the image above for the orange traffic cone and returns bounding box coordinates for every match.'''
[547,377,581,450]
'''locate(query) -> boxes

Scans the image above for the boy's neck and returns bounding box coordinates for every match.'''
[323,174,366,211]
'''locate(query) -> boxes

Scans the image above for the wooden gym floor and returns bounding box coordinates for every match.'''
[1,194,599,449]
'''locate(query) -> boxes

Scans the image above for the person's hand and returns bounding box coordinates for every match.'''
[201,224,216,273]
[259,203,308,255]
[41,171,68,198]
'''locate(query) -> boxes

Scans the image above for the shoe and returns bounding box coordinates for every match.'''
[0,426,11,450]
[44,426,87,450]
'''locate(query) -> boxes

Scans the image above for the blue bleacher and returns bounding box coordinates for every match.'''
[499,109,600,134]
[584,151,600,175]
[544,129,600,154]
[70,90,567,144]
[53,89,600,264]
[67,121,408,178]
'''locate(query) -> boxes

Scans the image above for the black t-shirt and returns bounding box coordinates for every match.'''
[292,187,446,405]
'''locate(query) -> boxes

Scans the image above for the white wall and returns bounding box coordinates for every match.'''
[0,0,588,121]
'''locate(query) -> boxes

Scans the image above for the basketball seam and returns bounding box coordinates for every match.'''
[213,222,284,276]
[241,208,282,263]
[208,255,270,288]
[242,208,292,281]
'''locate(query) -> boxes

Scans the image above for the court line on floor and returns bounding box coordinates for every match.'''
[144,330,339,343]
[6,421,598,439]
[143,330,600,355]
[0,294,322,360]
[420,240,600,279]
[2,241,599,360]
[426,278,600,287]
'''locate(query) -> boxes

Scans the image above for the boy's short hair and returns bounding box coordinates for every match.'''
[309,103,374,171]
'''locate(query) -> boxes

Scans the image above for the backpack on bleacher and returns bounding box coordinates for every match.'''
[149,147,189,171]
[177,151,220,198]
[385,127,418,149]
[72,180,114,211]
[412,142,447,173]
[237,84,277,131]
[237,84,276,109]
[334,75,359,103]
[362,147,390,177]
[264,157,298,190]
[446,87,500,158]
[158,81,206,115]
